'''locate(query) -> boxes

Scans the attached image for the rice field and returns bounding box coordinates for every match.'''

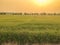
[0,15,60,45]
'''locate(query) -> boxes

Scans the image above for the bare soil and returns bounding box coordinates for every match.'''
[2,43,60,45]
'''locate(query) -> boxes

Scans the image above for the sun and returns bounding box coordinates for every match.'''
[38,0,50,4]
[32,0,54,6]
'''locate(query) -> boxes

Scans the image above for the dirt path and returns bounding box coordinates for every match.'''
[2,43,60,45]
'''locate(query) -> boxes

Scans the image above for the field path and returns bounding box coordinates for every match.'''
[2,43,60,45]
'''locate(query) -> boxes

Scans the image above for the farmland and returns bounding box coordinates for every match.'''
[0,15,60,45]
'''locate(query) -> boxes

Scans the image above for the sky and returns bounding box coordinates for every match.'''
[0,0,60,12]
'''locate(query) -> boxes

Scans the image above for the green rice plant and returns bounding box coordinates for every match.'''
[0,23,60,45]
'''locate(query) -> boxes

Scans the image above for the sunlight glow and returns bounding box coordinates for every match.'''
[32,0,54,6]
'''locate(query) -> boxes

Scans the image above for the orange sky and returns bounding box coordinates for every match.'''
[0,0,60,12]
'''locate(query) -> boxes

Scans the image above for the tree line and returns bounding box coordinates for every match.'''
[0,12,60,15]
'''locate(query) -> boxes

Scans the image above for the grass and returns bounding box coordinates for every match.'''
[0,15,60,45]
